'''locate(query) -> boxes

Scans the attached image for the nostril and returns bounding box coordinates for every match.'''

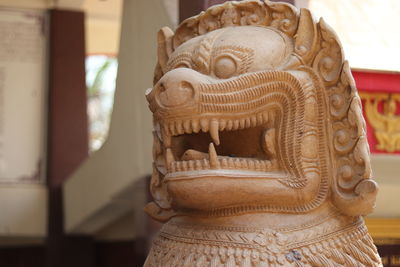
[159,82,166,92]
[158,80,194,107]
[180,81,192,90]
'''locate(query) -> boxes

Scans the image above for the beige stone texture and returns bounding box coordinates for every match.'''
[144,1,381,266]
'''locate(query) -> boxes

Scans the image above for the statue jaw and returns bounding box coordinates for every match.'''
[147,67,326,214]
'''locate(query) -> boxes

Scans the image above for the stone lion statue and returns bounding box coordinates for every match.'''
[144,1,381,266]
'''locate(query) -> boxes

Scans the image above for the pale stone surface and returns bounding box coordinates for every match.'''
[144,1,381,265]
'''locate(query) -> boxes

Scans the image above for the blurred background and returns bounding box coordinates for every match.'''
[0,0,399,266]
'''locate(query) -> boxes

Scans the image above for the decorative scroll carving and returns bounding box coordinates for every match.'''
[172,1,296,51]
[360,92,400,152]
[144,0,381,265]
[327,62,377,216]
[312,19,343,86]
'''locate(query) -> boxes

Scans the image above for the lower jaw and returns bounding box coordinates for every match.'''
[165,172,307,213]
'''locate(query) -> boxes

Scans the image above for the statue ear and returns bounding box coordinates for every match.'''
[294,8,318,64]
[157,27,174,74]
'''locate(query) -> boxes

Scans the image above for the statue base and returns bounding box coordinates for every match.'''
[145,205,381,266]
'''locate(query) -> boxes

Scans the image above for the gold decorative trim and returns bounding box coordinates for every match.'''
[365,217,400,239]
[360,92,400,153]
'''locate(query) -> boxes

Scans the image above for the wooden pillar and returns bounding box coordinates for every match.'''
[179,0,295,23]
[46,9,92,267]
[179,0,228,22]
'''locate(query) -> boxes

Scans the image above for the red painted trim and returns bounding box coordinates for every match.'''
[353,69,400,154]
[352,70,400,93]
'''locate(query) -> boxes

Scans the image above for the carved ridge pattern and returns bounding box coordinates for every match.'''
[145,217,380,266]
[166,52,193,71]
[211,45,255,76]
[192,29,222,74]
[172,1,298,49]
[199,71,305,186]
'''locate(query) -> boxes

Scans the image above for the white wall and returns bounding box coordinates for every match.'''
[64,0,173,238]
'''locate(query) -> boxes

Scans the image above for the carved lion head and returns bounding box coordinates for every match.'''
[145,0,378,221]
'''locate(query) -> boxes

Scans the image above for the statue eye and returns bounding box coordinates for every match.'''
[214,56,237,79]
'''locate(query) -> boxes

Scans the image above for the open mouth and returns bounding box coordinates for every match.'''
[158,110,281,176]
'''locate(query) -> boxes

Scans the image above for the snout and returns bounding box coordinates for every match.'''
[146,68,210,113]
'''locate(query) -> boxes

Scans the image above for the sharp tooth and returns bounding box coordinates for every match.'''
[262,128,276,157]
[239,119,245,129]
[257,113,263,124]
[241,159,248,169]
[226,120,233,131]
[176,121,183,134]
[262,112,269,123]
[233,120,239,130]
[245,118,251,128]
[162,124,169,136]
[155,157,166,175]
[250,116,257,127]
[228,157,235,168]
[165,148,175,168]
[271,159,278,169]
[182,161,188,171]
[183,120,192,133]
[262,161,268,171]
[202,158,209,169]
[265,160,272,170]
[221,158,228,168]
[176,162,182,171]
[234,159,241,168]
[210,120,220,145]
[219,120,226,131]
[192,120,200,133]
[188,160,194,170]
[255,160,261,170]
[154,122,162,140]
[200,119,209,132]
[169,122,176,136]
[208,143,219,169]
[195,160,202,170]
[248,160,255,169]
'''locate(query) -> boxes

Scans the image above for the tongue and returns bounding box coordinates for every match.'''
[181,149,209,161]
